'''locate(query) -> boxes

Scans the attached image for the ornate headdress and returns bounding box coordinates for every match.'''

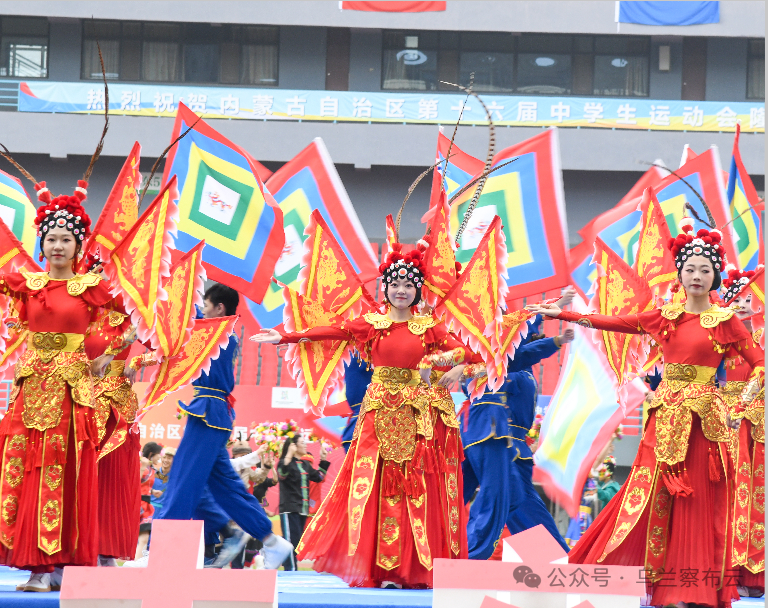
[33,180,92,244]
[667,217,726,273]
[378,240,428,290]
[721,263,763,304]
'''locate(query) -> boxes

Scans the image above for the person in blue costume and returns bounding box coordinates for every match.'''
[341,354,373,452]
[128,284,292,569]
[461,290,575,559]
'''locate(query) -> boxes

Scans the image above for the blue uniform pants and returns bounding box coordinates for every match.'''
[506,457,570,553]
[156,415,273,541]
[462,438,512,559]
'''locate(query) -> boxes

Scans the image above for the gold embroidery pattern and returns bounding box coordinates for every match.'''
[8,435,26,452]
[750,523,765,550]
[4,457,22,488]
[385,494,401,507]
[648,525,665,558]
[753,485,765,514]
[412,518,427,546]
[381,516,400,545]
[375,406,417,463]
[737,482,750,509]
[44,465,63,491]
[634,466,652,483]
[21,270,49,291]
[1,495,18,526]
[40,537,59,554]
[624,487,646,515]
[744,403,765,444]
[352,477,372,500]
[447,473,458,501]
[379,555,398,569]
[736,515,749,543]
[65,272,101,296]
[653,487,671,519]
[699,304,735,328]
[609,522,632,547]
[660,302,686,320]
[350,505,363,531]
[356,456,374,469]
[739,462,752,479]
[410,494,425,508]
[108,310,128,327]
[449,506,459,533]
[41,499,60,532]
[362,312,439,335]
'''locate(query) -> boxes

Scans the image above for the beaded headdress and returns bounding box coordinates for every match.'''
[721,264,763,304]
[667,217,726,272]
[33,180,92,243]
[378,241,428,290]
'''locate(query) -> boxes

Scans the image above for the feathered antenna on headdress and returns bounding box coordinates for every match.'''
[668,216,726,273]
[644,161,716,228]
[82,40,109,182]
[137,115,203,211]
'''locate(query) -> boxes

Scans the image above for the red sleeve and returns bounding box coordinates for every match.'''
[81,277,114,309]
[278,324,354,344]
[0,272,30,301]
[556,310,646,334]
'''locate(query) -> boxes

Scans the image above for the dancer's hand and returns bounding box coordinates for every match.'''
[727,414,742,430]
[319,446,328,460]
[419,367,432,386]
[124,365,137,384]
[437,364,466,388]
[526,302,561,317]
[558,329,575,346]
[91,354,113,378]
[556,287,576,308]
[250,329,282,344]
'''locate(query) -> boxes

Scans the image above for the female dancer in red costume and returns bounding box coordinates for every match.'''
[528,219,764,608]
[253,244,471,588]
[82,269,141,567]
[720,265,765,596]
[0,181,119,591]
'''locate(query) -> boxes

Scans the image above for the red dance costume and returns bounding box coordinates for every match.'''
[0,271,112,571]
[723,328,765,591]
[84,305,140,560]
[561,303,764,608]
[279,311,469,588]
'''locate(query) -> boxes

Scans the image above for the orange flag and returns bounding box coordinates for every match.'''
[299,209,375,319]
[0,218,41,274]
[741,266,765,349]
[139,316,238,413]
[436,216,508,390]
[105,176,179,343]
[283,286,351,416]
[634,187,677,300]
[590,237,654,402]
[85,141,141,259]
[152,241,206,358]
[422,189,457,307]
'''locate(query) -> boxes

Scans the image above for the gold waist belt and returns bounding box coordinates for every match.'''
[104,360,126,376]
[372,366,422,386]
[664,363,716,385]
[28,332,85,353]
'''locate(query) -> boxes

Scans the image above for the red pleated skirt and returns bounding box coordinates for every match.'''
[569,413,739,608]
[0,387,99,571]
[97,415,141,560]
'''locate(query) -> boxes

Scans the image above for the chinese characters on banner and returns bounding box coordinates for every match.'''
[19,81,764,133]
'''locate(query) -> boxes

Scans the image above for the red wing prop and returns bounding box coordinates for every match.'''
[634,187,677,300]
[105,177,179,343]
[138,316,238,415]
[282,286,352,416]
[152,241,206,358]
[422,189,457,307]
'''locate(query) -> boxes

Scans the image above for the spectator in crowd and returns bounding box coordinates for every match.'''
[136,442,162,561]
[151,447,176,514]
[277,436,330,571]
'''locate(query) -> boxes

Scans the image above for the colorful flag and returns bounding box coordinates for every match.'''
[425,130,485,218]
[727,123,764,271]
[0,168,38,257]
[139,316,238,413]
[246,138,378,328]
[106,177,179,343]
[85,141,141,259]
[152,241,206,358]
[532,297,637,517]
[449,128,570,299]
[162,102,284,304]
[572,149,735,294]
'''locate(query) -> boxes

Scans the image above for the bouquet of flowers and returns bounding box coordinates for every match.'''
[249,419,301,456]
[525,413,545,447]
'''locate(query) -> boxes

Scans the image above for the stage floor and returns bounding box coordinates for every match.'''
[0,566,762,607]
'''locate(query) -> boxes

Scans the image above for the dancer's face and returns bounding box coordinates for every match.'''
[161,453,174,472]
[295,436,307,457]
[43,227,78,270]
[386,278,417,310]
[732,293,753,320]
[681,255,715,295]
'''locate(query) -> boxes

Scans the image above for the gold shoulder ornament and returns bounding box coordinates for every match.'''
[21,270,50,291]
[699,304,735,329]
[66,272,102,296]
[363,311,393,329]
[407,314,438,335]
[660,302,686,321]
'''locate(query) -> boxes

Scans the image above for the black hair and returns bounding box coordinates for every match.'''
[204,283,239,316]
[141,441,162,459]
[383,282,422,308]
[280,434,300,461]
[677,265,721,292]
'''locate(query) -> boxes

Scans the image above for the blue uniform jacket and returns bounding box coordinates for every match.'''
[341,357,373,446]
[461,317,560,456]
[179,328,239,432]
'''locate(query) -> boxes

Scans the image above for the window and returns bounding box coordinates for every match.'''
[382,31,650,97]
[81,21,279,85]
[747,39,765,100]
[0,17,48,78]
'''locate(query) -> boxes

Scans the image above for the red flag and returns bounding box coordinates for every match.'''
[0,218,41,273]
[422,189,457,307]
[105,177,179,343]
[341,1,446,11]
[85,141,141,259]
[634,187,677,299]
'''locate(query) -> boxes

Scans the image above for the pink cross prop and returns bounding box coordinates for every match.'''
[60,520,277,608]
[501,525,570,564]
